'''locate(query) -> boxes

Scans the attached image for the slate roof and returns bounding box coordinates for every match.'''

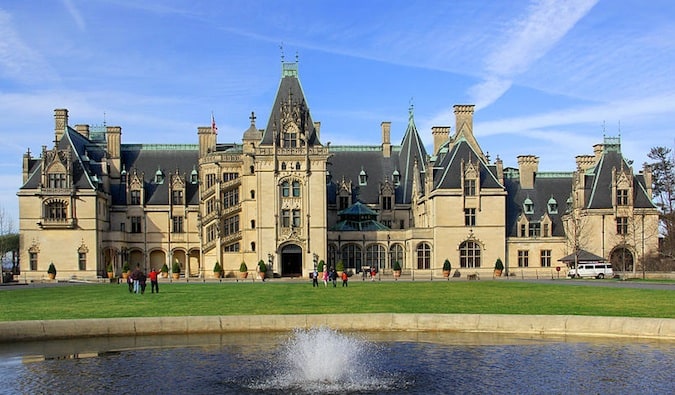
[584,149,655,209]
[331,201,390,231]
[432,137,503,190]
[504,172,573,237]
[558,249,606,263]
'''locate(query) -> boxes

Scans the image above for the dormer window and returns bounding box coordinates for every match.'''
[155,167,164,184]
[190,167,198,184]
[359,167,368,186]
[48,173,67,189]
[523,197,534,214]
[121,165,127,183]
[617,189,629,206]
[547,197,558,214]
[392,170,400,186]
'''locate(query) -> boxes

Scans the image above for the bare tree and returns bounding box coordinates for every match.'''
[647,146,675,259]
[0,206,19,282]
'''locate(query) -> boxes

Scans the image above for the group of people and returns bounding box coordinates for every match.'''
[312,267,349,288]
[127,264,160,294]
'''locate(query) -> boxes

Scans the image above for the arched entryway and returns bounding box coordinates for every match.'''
[281,244,303,277]
[610,247,634,273]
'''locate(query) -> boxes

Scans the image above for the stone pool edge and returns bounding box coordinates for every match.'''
[1,314,674,343]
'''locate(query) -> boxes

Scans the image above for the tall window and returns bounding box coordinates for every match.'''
[292,181,301,197]
[205,173,217,188]
[292,209,301,227]
[543,223,550,237]
[29,252,38,271]
[206,224,217,242]
[172,190,184,205]
[131,216,142,233]
[341,244,362,271]
[282,210,290,227]
[617,189,629,206]
[172,216,184,233]
[540,250,552,267]
[416,243,431,269]
[518,250,529,267]
[463,179,476,196]
[130,190,141,205]
[281,181,290,197]
[616,217,628,235]
[223,189,239,208]
[464,208,476,226]
[460,241,481,268]
[78,252,86,271]
[48,173,66,188]
[224,216,239,236]
[389,244,403,269]
[382,196,392,211]
[520,224,527,237]
[366,244,386,270]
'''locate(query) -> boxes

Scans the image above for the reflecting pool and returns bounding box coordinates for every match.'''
[0,329,673,394]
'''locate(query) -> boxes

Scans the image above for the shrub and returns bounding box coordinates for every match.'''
[494,258,504,271]
[160,263,169,273]
[258,260,267,273]
[393,261,402,271]
[336,260,345,272]
[123,262,130,272]
[443,259,451,271]
[213,261,222,273]
[172,260,181,274]
[240,261,248,272]
[47,262,57,275]
[106,263,113,273]
[317,260,325,273]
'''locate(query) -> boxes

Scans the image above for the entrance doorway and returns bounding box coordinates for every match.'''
[281,244,303,277]
[610,247,634,273]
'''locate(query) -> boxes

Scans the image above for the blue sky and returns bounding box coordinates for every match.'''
[1,0,674,227]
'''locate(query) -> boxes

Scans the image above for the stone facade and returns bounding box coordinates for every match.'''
[17,61,659,281]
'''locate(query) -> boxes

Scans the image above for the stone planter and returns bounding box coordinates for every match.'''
[239,271,248,279]
[214,271,222,279]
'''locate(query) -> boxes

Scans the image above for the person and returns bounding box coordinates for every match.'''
[131,264,142,294]
[322,269,328,287]
[341,271,348,287]
[312,269,319,287]
[149,267,160,293]
[330,267,337,287]
[370,266,376,281]
[127,272,133,293]
[138,270,147,294]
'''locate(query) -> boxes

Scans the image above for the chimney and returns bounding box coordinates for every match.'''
[381,121,391,158]
[495,156,504,185]
[575,155,595,172]
[431,126,450,154]
[517,155,539,189]
[75,124,90,139]
[54,108,68,143]
[198,126,216,158]
[453,105,475,135]
[643,163,653,198]
[593,144,604,161]
[22,149,32,184]
[106,126,121,178]
[314,121,321,141]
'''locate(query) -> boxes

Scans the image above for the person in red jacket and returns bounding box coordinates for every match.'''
[149,268,160,293]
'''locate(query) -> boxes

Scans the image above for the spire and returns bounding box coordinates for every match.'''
[399,104,428,203]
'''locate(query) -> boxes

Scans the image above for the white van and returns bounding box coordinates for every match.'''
[568,263,613,279]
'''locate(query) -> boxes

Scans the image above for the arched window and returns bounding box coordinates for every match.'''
[389,244,403,269]
[281,181,290,197]
[328,244,338,269]
[295,162,301,170]
[250,190,255,199]
[460,241,481,268]
[251,219,255,229]
[292,181,301,197]
[341,244,362,272]
[366,244,386,270]
[416,243,431,269]
[251,242,256,252]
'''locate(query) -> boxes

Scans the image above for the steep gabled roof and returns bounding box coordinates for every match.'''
[432,137,503,190]
[398,107,428,202]
[260,61,321,146]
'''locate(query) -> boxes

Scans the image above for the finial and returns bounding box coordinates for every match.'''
[103,111,107,126]
[280,42,285,63]
[295,50,299,63]
[249,111,256,126]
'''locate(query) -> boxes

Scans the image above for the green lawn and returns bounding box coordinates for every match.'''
[1,281,673,321]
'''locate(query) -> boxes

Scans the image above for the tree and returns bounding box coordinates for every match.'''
[648,146,675,258]
[0,205,19,280]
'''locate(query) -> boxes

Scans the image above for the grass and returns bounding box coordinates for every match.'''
[0,280,673,321]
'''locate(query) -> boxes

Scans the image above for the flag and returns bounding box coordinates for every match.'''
[211,112,218,134]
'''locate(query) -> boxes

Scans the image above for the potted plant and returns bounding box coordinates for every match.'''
[239,261,248,279]
[336,260,345,277]
[213,261,222,279]
[317,260,325,274]
[443,259,452,278]
[122,262,130,279]
[160,263,169,278]
[47,262,57,280]
[393,261,402,280]
[106,263,114,279]
[494,258,504,277]
[258,260,267,280]
[172,260,181,280]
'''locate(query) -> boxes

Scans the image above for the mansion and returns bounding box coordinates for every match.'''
[18,60,659,280]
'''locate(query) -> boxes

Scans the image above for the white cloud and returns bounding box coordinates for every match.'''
[62,0,85,31]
